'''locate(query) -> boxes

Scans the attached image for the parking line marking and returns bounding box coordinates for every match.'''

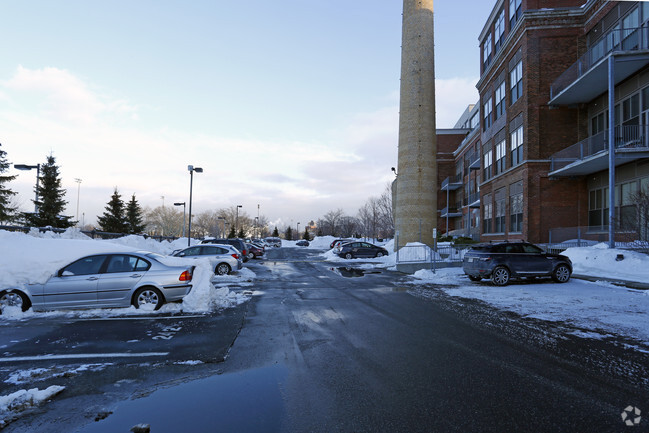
[80,315,205,321]
[0,352,169,362]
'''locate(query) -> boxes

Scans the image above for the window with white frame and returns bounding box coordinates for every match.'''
[510,125,523,167]
[483,33,493,70]
[494,9,505,53]
[495,139,507,175]
[483,148,493,180]
[510,60,523,104]
[483,96,493,130]
[510,181,523,233]
[509,0,522,29]
[495,81,506,120]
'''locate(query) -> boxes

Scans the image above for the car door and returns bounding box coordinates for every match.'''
[97,254,147,307]
[176,246,202,258]
[360,243,375,257]
[519,243,553,274]
[41,255,108,309]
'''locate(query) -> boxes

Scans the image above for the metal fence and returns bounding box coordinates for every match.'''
[0,225,178,242]
[395,243,468,264]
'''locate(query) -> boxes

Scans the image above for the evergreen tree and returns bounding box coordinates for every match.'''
[228,226,236,238]
[24,154,74,228]
[97,188,128,233]
[238,228,245,238]
[285,226,293,240]
[272,226,279,237]
[303,227,310,240]
[0,143,17,223]
[125,194,146,234]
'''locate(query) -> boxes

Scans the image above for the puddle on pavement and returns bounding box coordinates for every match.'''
[332,267,382,278]
[75,364,288,433]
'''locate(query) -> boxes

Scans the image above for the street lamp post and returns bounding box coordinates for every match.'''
[236,205,242,237]
[74,178,82,226]
[187,165,203,246]
[174,202,186,238]
[254,216,259,239]
[297,222,300,241]
[14,164,41,213]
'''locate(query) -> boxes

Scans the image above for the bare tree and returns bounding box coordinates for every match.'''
[339,216,359,238]
[319,209,345,236]
[358,198,379,241]
[145,205,183,236]
[192,210,221,238]
[376,183,394,238]
[631,187,649,242]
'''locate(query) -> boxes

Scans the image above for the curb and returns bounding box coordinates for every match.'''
[572,274,649,290]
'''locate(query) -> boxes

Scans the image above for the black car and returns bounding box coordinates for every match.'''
[337,242,388,259]
[296,240,309,247]
[330,238,353,249]
[201,238,249,263]
[462,241,572,286]
[245,243,264,260]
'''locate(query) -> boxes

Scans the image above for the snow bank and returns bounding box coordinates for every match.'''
[563,243,649,282]
[0,385,65,428]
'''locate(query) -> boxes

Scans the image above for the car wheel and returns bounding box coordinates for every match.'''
[132,287,164,311]
[345,252,354,260]
[468,275,482,282]
[490,266,510,286]
[247,252,254,260]
[552,264,571,283]
[216,263,232,276]
[376,251,384,258]
[0,290,31,313]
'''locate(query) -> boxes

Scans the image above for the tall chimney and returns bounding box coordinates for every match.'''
[395,0,437,248]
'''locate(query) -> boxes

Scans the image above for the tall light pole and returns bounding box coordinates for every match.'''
[74,178,82,226]
[187,165,203,246]
[14,163,41,213]
[236,204,242,237]
[297,222,300,240]
[174,202,186,238]
[254,216,259,239]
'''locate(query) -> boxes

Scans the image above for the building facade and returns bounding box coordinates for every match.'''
[439,0,649,244]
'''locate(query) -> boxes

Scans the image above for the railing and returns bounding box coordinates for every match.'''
[551,26,649,99]
[546,225,649,251]
[549,125,649,171]
[441,174,463,189]
[396,244,469,264]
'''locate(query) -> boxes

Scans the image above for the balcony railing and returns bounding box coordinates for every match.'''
[441,174,463,190]
[551,26,649,99]
[549,125,649,172]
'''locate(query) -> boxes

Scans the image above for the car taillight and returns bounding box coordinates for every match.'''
[179,269,193,281]
[232,253,240,260]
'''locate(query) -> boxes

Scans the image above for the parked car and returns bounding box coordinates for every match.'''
[265,237,282,248]
[201,238,249,262]
[245,243,265,260]
[462,241,572,286]
[330,238,353,249]
[0,252,194,313]
[171,244,242,275]
[337,242,389,259]
[296,240,310,247]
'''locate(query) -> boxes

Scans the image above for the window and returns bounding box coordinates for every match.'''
[510,61,523,103]
[495,81,506,120]
[510,181,523,233]
[621,8,639,50]
[509,0,522,29]
[483,96,493,130]
[483,194,493,234]
[591,111,607,135]
[483,33,493,70]
[510,125,523,167]
[620,181,638,230]
[622,93,640,127]
[495,139,507,174]
[589,187,609,229]
[62,255,107,276]
[495,188,506,233]
[483,148,493,180]
[494,9,505,53]
[470,111,480,130]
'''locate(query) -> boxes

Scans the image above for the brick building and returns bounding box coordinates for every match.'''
[439,0,649,244]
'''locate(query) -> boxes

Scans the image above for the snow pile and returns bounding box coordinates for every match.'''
[0,385,65,428]
[563,243,649,282]
[396,242,441,262]
[0,229,250,317]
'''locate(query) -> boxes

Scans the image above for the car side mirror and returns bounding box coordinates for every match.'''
[178,252,186,257]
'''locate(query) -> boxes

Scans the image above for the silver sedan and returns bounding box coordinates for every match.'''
[171,244,243,275]
[0,252,194,313]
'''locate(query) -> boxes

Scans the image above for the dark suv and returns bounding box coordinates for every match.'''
[201,238,249,263]
[462,241,572,286]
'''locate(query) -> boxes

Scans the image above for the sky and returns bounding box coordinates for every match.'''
[0,1,495,230]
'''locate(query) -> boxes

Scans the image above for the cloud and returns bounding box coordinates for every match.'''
[435,77,479,128]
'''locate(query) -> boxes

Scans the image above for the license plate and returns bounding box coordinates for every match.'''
[467,257,474,262]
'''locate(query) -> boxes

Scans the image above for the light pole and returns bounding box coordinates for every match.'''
[187,165,203,246]
[254,216,259,239]
[297,222,300,240]
[236,204,242,237]
[14,163,41,213]
[74,178,82,226]
[174,202,186,238]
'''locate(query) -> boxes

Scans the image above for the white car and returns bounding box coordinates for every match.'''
[171,244,243,275]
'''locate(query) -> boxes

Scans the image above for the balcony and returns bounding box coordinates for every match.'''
[441,174,463,191]
[549,125,649,177]
[549,27,649,106]
[440,206,462,218]
[467,192,481,208]
[468,153,481,170]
